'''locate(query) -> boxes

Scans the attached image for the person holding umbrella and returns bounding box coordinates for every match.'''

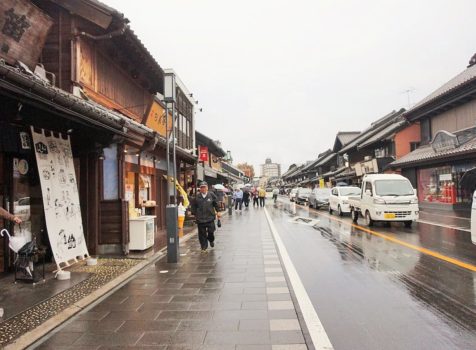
[191,182,221,254]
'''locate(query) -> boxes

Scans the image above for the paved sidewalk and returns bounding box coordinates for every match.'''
[34,208,310,350]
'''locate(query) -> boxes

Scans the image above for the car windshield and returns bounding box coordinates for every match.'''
[299,189,312,195]
[374,180,414,196]
[339,187,360,196]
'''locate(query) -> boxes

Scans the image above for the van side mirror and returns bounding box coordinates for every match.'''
[365,189,372,197]
[414,188,417,196]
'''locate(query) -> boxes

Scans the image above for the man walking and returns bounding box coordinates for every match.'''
[191,182,220,253]
[252,189,259,207]
[258,187,266,207]
[243,189,251,209]
[234,188,243,211]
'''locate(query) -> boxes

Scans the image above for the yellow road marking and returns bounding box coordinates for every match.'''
[292,202,476,272]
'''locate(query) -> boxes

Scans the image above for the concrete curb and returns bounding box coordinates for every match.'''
[6,229,198,350]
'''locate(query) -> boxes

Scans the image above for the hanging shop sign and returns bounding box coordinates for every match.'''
[0,0,53,69]
[199,146,209,162]
[31,127,89,268]
[144,99,172,138]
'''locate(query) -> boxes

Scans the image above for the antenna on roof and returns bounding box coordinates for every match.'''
[401,88,415,109]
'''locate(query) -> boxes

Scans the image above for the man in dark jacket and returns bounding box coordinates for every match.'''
[191,182,221,253]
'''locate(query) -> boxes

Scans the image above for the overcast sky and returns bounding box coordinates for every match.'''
[107,0,476,174]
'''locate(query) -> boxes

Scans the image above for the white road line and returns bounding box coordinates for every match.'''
[417,219,471,233]
[264,207,334,350]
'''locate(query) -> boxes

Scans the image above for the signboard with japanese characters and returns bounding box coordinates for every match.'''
[199,146,209,162]
[431,130,459,153]
[31,127,89,268]
[0,0,53,69]
[145,99,172,137]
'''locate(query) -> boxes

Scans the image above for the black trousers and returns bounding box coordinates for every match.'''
[197,221,216,249]
[259,197,265,207]
[253,197,259,207]
[243,199,250,207]
[235,198,243,210]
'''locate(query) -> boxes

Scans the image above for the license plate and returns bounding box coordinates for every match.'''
[384,213,396,219]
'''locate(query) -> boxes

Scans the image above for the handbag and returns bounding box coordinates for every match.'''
[217,219,222,228]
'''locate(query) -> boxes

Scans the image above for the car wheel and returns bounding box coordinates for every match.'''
[404,221,412,228]
[338,205,343,217]
[365,211,374,227]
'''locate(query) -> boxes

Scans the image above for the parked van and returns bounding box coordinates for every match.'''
[348,174,419,228]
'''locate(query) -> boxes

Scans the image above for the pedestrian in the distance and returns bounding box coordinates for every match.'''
[243,189,251,209]
[191,182,220,254]
[252,189,259,207]
[272,187,279,203]
[234,188,243,211]
[258,187,266,207]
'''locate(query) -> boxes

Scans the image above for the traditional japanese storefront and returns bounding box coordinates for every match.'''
[391,129,476,210]
[0,65,132,272]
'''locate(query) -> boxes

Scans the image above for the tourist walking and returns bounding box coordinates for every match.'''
[258,187,266,207]
[234,188,243,211]
[191,182,220,253]
[252,189,259,207]
[243,189,251,208]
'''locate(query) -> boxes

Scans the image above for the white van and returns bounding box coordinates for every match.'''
[348,174,419,227]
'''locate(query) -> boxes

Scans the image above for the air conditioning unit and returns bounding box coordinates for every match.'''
[34,63,56,86]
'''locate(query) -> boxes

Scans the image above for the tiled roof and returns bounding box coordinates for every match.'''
[337,132,361,146]
[358,119,407,149]
[390,127,476,167]
[322,167,346,178]
[339,109,405,154]
[407,64,476,115]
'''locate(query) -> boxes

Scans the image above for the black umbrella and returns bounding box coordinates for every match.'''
[460,167,476,190]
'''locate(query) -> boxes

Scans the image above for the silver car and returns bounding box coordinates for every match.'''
[309,188,331,209]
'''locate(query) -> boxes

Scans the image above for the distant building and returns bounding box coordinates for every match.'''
[261,158,281,178]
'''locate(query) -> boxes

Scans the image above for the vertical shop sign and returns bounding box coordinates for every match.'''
[199,146,209,162]
[31,127,89,267]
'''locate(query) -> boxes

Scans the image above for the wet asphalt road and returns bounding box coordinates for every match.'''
[268,197,476,350]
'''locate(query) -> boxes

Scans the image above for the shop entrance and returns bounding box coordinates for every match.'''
[0,150,46,273]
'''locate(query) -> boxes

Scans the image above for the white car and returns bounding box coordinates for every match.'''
[289,188,299,202]
[329,186,361,216]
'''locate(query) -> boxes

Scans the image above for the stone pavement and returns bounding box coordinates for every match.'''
[34,207,310,350]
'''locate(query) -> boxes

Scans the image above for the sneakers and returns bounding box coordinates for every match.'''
[210,242,215,248]
[201,249,208,254]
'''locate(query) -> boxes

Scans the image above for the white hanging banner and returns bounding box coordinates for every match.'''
[31,127,89,267]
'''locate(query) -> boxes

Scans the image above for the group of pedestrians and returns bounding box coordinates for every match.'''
[232,187,267,210]
[190,182,273,254]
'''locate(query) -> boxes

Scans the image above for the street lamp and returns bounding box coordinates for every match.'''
[163,70,178,263]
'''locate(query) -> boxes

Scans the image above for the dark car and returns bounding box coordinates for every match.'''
[295,188,312,205]
[309,188,331,209]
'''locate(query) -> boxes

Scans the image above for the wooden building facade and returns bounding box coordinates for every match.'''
[0,0,197,273]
